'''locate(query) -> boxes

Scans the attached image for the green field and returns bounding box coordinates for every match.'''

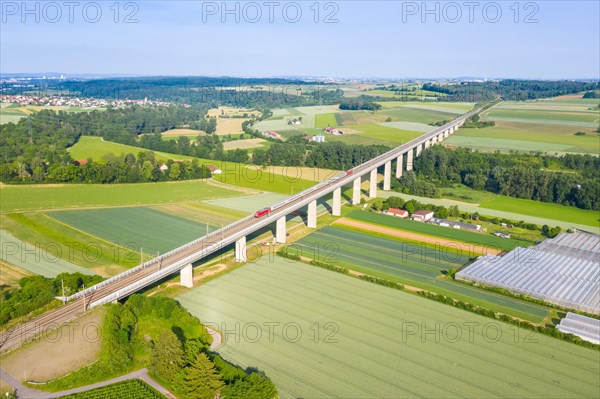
[314,113,338,128]
[0,230,95,277]
[49,207,212,254]
[1,212,143,275]
[347,210,528,250]
[480,197,600,227]
[295,226,549,321]
[66,137,319,194]
[178,258,599,398]
[60,380,165,399]
[0,180,240,213]
[448,99,600,154]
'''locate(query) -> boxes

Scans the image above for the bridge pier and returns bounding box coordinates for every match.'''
[438,133,443,142]
[180,264,193,288]
[369,169,377,198]
[416,143,422,157]
[444,130,449,138]
[332,187,341,216]
[424,139,430,149]
[395,154,403,178]
[276,216,286,243]
[352,176,361,205]
[307,199,317,228]
[383,161,392,191]
[406,149,414,171]
[235,237,247,262]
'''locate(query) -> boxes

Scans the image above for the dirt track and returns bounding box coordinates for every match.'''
[334,218,502,256]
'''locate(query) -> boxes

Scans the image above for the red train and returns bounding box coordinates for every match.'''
[254,207,271,218]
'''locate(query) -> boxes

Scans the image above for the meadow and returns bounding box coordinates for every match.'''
[480,196,600,227]
[294,226,549,321]
[314,113,338,128]
[0,230,95,277]
[1,212,142,275]
[0,179,240,213]
[178,258,599,398]
[347,210,528,250]
[65,136,322,194]
[48,207,213,254]
[447,98,600,154]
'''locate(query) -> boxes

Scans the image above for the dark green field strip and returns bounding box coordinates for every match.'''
[60,380,166,399]
[348,210,528,250]
[49,207,214,254]
[179,259,600,398]
[296,227,549,321]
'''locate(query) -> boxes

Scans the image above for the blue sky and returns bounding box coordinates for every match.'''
[1,1,598,78]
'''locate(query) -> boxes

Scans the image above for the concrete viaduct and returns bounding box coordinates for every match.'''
[0,108,477,353]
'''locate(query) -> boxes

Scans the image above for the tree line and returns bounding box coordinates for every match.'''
[409,146,599,211]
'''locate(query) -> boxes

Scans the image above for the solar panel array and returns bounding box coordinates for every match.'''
[456,232,600,315]
[557,312,600,345]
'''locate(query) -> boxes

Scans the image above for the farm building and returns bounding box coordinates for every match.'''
[556,313,600,345]
[207,165,222,174]
[384,208,409,218]
[411,210,434,222]
[304,134,325,143]
[264,130,282,140]
[456,232,600,314]
[432,218,481,232]
[325,127,342,135]
[159,164,169,172]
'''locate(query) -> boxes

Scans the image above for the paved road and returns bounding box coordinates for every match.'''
[0,367,175,399]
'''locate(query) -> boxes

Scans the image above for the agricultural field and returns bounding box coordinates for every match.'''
[0,103,101,125]
[0,261,32,286]
[0,179,240,213]
[1,212,142,275]
[347,210,528,250]
[222,138,269,150]
[480,196,600,227]
[294,225,549,321]
[255,102,470,147]
[0,229,96,277]
[59,380,166,399]
[178,258,599,398]
[314,113,339,128]
[447,98,600,154]
[48,207,214,254]
[160,128,204,137]
[65,136,322,194]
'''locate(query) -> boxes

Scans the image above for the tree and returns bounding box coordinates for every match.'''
[404,200,417,214]
[448,268,457,279]
[151,330,186,382]
[371,198,385,211]
[169,162,182,180]
[179,352,224,399]
[221,372,278,399]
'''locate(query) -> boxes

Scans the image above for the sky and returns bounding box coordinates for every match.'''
[1,1,599,79]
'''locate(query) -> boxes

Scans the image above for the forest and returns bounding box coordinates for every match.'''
[407,146,599,210]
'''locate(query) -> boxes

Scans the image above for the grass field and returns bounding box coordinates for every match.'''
[295,226,549,321]
[448,99,600,154]
[178,258,599,398]
[222,138,268,150]
[0,261,32,286]
[347,210,528,250]
[480,197,600,227]
[1,212,141,275]
[314,113,338,128]
[65,137,322,194]
[0,230,96,277]
[0,180,240,213]
[49,207,212,254]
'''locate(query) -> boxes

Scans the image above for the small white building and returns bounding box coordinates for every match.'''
[384,208,409,219]
[411,210,434,222]
[314,134,326,143]
[207,165,222,174]
[159,164,169,172]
